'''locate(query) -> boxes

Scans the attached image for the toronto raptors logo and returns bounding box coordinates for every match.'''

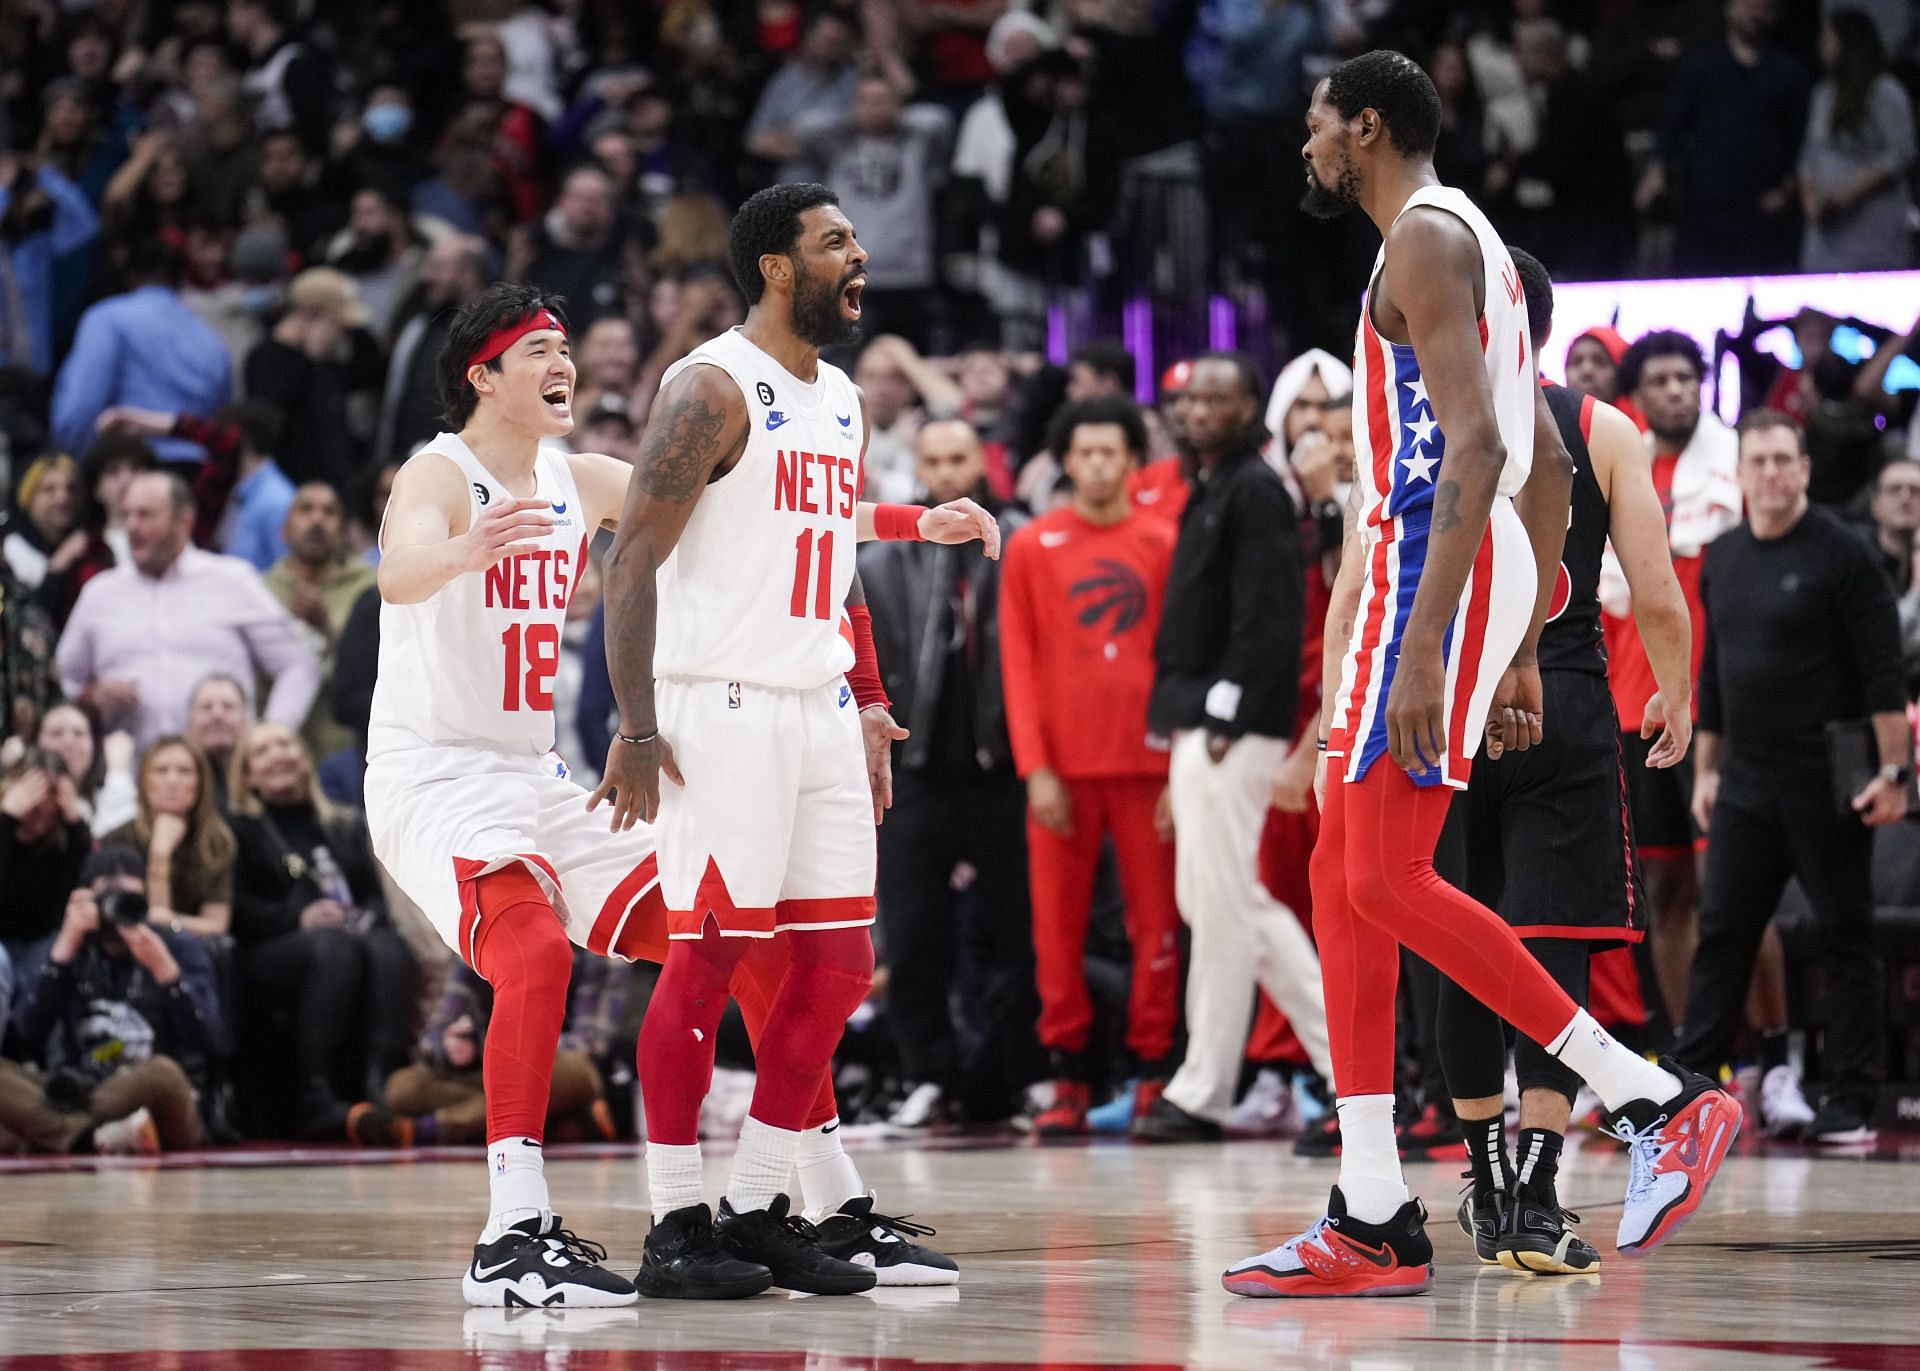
[1070,559,1149,635]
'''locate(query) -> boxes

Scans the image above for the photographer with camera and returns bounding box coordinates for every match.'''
[0,846,219,1154]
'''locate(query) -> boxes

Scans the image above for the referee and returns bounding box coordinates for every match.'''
[1434,250,1694,1275]
[1678,410,1910,1146]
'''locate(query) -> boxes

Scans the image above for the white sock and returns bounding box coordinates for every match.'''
[483,1136,550,1241]
[1547,1009,1681,1112]
[644,1140,705,1223]
[797,1118,865,1221]
[1334,1095,1409,1224]
[725,1115,802,1215]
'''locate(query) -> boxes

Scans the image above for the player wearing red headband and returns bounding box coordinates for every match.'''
[366,284,957,1306]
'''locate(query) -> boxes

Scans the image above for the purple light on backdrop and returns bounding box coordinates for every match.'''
[1123,297,1154,404]
[1209,296,1236,353]
[1046,304,1068,367]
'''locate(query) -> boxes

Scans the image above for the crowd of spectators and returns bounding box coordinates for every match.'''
[1,0,1919,1153]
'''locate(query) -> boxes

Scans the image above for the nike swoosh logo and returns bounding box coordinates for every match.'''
[822,1121,840,1134]
[550,501,567,514]
[1334,1235,1396,1268]
[836,414,851,428]
[473,1258,521,1280]
[766,412,791,430]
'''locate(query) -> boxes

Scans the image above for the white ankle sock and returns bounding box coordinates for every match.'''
[1547,1009,1681,1112]
[726,1115,803,1215]
[1335,1094,1409,1223]
[483,1136,550,1241]
[797,1118,865,1221]
[645,1140,705,1222]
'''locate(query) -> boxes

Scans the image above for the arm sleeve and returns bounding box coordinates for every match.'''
[996,529,1050,776]
[1210,476,1303,739]
[231,568,322,729]
[154,934,221,1058]
[1841,532,1907,716]
[50,311,116,458]
[1696,549,1724,734]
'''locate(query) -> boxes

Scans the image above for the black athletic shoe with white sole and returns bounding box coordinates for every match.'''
[462,1215,638,1308]
[1495,1186,1600,1275]
[635,1203,775,1300]
[715,1194,877,1295]
[1455,1177,1504,1266]
[813,1196,960,1286]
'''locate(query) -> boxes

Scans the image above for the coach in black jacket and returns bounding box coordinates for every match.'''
[857,418,1043,1125]
[1134,353,1331,1143]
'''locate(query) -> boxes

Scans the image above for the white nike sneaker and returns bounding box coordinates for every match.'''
[1759,1065,1816,1139]
[1225,1069,1301,1137]
[463,1215,638,1308]
[887,1082,947,1131]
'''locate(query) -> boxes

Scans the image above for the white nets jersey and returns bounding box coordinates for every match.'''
[654,328,866,691]
[368,434,590,753]
[1350,184,1535,532]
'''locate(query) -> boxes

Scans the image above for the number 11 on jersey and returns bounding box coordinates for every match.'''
[790,528,835,621]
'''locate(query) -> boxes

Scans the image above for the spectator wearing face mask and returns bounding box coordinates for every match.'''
[0,844,221,1154]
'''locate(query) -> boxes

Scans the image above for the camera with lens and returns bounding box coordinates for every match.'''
[96,889,151,928]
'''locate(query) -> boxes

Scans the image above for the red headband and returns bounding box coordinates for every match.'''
[466,309,567,372]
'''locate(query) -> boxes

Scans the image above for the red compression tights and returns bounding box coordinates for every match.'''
[1313,764,1579,1098]
[638,922,873,1146]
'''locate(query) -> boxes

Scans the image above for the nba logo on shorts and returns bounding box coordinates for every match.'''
[493,1149,506,1175]
[727,682,742,710]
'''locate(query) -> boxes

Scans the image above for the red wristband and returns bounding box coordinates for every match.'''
[846,604,890,711]
[873,504,927,541]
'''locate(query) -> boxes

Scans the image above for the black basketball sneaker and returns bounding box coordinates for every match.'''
[715,1194,877,1295]
[462,1214,638,1308]
[813,1196,960,1286]
[1454,1175,1504,1266]
[634,1203,775,1300]
[1495,1185,1600,1275]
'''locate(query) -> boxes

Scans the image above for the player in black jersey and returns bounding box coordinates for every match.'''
[1433,250,1696,1275]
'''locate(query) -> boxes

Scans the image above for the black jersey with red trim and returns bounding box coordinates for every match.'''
[1537,384,1608,677]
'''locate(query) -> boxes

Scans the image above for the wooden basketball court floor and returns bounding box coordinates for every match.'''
[2,1131,1917,1370]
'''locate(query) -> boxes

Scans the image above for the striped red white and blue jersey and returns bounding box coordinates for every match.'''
[1327,185,1538,791]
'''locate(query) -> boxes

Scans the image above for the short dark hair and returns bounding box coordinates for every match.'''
[728,183,841,306]
[1196,351,1267,405]
[80,432,159,489]
[220,400,282,459]
[1046,394,1149,463]
[1508,247,1553,350]
[1620,329,1706,394]
[439,283,570,430]
[1736,407,1806,454]
[1324,50,1441,158]
[1069,341,1135,390]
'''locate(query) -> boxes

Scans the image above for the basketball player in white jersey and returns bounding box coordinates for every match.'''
[367,283,961,1307]
[1221,52,1740,1299]
[593,184,999,1298]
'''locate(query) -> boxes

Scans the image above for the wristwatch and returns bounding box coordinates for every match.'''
[1878,762,1913,787]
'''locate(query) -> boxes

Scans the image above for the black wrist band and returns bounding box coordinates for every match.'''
[615,728,657,747]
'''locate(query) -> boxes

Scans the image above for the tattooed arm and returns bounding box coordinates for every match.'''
[1378,209,1511,773]
[588,364,749,830]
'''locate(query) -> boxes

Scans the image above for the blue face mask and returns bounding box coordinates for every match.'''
[363,103,413,144]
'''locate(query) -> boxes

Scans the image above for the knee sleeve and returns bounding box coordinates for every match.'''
[637,925,748,1145]
[747,931,873,1132]
[470,869,574,1142]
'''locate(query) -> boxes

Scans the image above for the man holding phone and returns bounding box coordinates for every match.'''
[1679,410,1910,1147]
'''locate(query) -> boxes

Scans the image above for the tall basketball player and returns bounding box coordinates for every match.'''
[1433,249,1695,1276]
[368,283,956,1308]
[1221,52,1741,1300]
[595,183,998,1298]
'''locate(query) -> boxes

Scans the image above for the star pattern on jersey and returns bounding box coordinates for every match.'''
[1399,382,1439,485]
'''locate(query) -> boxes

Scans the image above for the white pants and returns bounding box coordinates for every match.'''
[1163,729,1332,1121]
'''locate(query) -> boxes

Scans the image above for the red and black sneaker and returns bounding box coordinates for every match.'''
[1396,1102,1466,1161]
[1605,1058,1744,1257]
[1222,1187,1434,1298]
[1034,1081,1092,1138]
